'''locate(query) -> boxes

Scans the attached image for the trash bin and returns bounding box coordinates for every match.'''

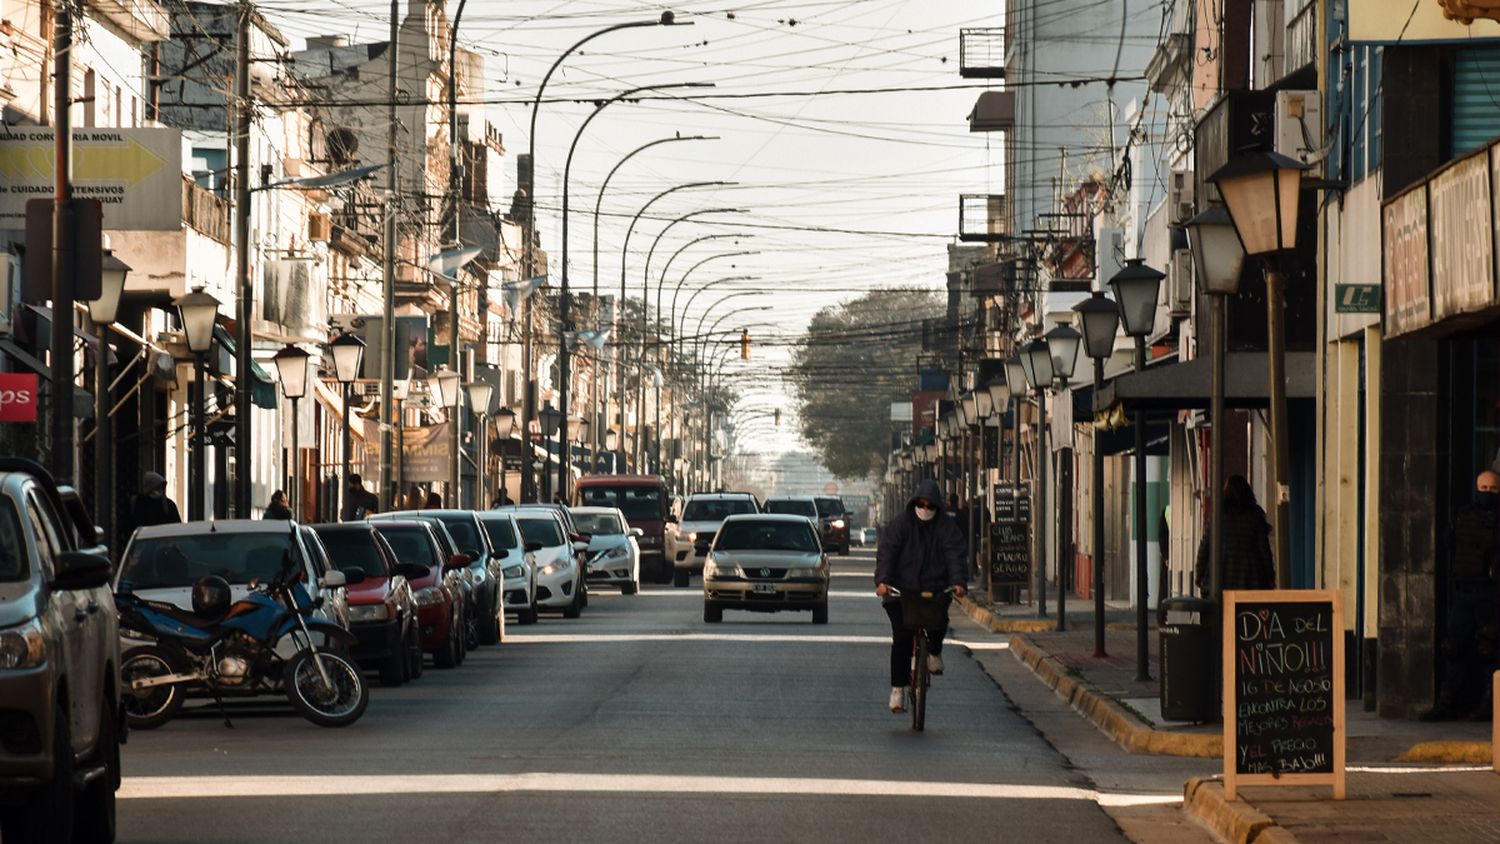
[1158,596,1218,723]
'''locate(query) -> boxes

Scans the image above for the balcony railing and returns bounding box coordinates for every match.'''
[182,177,229,243]
[959,194,1011,242]
[959,28,1007,79]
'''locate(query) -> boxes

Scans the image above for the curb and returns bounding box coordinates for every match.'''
[1397,740,1493,765]
[1008,633,1223,758]
[1182,778,1296,844]
[955,594,1135,634]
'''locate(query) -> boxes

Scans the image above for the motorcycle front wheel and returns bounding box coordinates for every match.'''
[121,645,185,729]
[284,649,369,727]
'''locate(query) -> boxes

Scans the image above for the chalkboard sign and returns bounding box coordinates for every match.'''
[1223,590,1345,801]
[992,483,1031,522]
[989,521,1030,586]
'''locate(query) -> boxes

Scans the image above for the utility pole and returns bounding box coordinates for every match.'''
[446,0,468,508]
[232,0,253,514]
[379,0,399,510]
[49,0,75,484]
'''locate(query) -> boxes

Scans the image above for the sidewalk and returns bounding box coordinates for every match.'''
[958,592,1500,843]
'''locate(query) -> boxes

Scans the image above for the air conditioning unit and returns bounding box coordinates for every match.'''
[308,212,331,242]
[1167,248,1193,317]
[1275,90,1322,176]
[1169,170,1195,225]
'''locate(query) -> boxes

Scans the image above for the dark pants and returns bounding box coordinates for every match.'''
[884,598,949,687]
[1437,581,1499,713]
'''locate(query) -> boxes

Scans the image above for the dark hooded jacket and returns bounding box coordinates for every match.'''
[874,478,967,597]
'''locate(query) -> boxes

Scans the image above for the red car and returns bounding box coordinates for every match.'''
[372,520,469,669]
[313,523,426,686]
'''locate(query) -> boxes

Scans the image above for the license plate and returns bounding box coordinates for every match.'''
[752,583,777,594]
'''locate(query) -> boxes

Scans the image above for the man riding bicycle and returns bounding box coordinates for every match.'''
[874,478,968,713]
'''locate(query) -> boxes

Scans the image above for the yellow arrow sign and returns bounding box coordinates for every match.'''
[0,133,167,187]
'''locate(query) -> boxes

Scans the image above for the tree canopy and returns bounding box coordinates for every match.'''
[787,289,943,480]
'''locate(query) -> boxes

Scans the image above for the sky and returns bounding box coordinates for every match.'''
[257,0,1009,470]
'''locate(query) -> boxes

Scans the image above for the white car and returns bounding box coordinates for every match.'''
[511,510,588,618]
[477,510,539,624]
[572,506,642,594]
[674,492,760,588]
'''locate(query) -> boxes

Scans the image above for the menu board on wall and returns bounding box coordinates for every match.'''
[1223,590,1346,801]
[1382,185,1431,338]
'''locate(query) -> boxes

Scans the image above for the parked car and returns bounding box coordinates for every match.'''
[674,492,761,588]
[298,525,350,629]
[370,520,468,668]
[511,509,587,618]
[813,496,851,555]
[476,511,539,625]
[312,523,425,686]
[702,514,830,624]
[573,475,675,583]
[370,510,505,646]
[571,506,642,594]
[0,458,121,843]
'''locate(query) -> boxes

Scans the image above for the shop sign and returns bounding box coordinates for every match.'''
[1382,186,1431,338]
[0,127,182,230]
[0,374,38,423]
[362,422,451,482]
[1333,284,1380,313]
[1429,151,1495,321]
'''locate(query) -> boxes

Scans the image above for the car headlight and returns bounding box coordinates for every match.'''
[414,587,445,607]
[832,519,845,529]
[503,565,525,579]
[0,618,47,670]
[540,558,573,577]
[348,603,391,622]
[604,546,629,560]
[686,531,697,542]
[704,560,739,579]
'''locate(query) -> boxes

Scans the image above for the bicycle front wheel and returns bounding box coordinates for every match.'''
[911,631,929,732]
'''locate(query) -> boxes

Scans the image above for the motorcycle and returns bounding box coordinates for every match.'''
[116,552,369,729]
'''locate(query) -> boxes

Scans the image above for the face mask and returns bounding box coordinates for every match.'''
[148,489,164,499]
[915,506,937,522]
[1476,490,1500,510]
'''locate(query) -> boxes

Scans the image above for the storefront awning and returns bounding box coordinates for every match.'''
[212,325,278,409]
[1094,351,1317,414]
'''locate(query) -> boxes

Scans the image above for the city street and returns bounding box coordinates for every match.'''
[116,549,1134,843]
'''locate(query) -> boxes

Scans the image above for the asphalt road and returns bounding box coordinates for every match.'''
[116,549,1131,843]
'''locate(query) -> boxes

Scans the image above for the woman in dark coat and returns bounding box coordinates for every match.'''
[874,478,969,713]
[1195,475,1275,593]
[263,490,293,520]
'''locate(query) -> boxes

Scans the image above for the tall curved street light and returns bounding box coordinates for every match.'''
[654,234,743,320]
[670,252,760,340]
[557,82,712,501]
[524,11,692,501]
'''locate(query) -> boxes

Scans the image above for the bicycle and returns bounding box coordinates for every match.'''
[889,586,952,732]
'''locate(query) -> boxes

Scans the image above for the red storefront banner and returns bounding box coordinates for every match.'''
[0,373,39,423]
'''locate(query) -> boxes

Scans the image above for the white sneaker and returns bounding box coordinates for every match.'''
[888,686,906,713]
[928,654,944,675]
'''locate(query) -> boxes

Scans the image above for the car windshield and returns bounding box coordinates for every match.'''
[572,513,624,535]
[372,526,438,566]
[313,528,391,577]
[119,532,297,589]
[480,517,519,550]
[715,520,819,553]
[436,516,484,554]
[815,498,844,517]
[765,500,816,518]
[517,517,564,547]
[0,499,26,582]
[682,499,756,521]
[578,486,662,520]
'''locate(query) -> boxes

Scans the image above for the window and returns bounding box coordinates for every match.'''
[572,513,624,535]
[765,499,816,518]
[516,517,564,547]
[814,498,845,517]
[682,498,756,521]
[315,528,391,577]
[436,516,483,554]
[0,499,27,582]
[373,526,438,566]
[481,518,519,550]
[119,533,296,589]
[715,520,818,553]
[579,486,663,520]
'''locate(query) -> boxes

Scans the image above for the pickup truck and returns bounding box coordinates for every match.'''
[0,458,122,843]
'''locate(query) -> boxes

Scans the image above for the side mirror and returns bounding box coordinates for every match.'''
[396,562,430,581]
[49,551,113,591]
[339,568,368,586]
[571,541,589,553]
[630,527,644,538]
[524,541,544,553]
[320,570,347,589]
[446,553,472,570]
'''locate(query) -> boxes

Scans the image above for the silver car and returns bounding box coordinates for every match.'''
[572,506,642,594]
[477,511,540,625]
[702,514,830,624]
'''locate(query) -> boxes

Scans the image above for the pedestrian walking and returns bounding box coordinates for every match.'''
[874,478,968,714]
[403,485,426,511]
[424,491,443,509]
[492,488,514,508]
[264,490,293,520]
[1421,469,1500,721]
[1194,475,1275,593]
[123,471,181,541]
[343,474,380,521]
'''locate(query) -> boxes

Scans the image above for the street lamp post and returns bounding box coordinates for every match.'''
[983,374,1010,600]
[605,428,620,474]
[466,381,494,510]
[329,332,366,520]
[1019,338,1054,620]
[538,406,562,499]
[89,250,129,547]
[1110,258,1166,682]
[1209,152,1306,589]
[272,344,311,519]
[173,288,220,521]
[427,366,462,505]
[1075,291,1121,657]
[494,406,516,504]
[1044,325,1082,631]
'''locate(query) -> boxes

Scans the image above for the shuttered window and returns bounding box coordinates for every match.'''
[1449,47,1500,158]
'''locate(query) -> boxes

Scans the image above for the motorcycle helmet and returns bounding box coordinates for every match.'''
[191,575,232,618]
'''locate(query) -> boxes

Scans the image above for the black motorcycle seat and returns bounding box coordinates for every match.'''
[142,599,225,628]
